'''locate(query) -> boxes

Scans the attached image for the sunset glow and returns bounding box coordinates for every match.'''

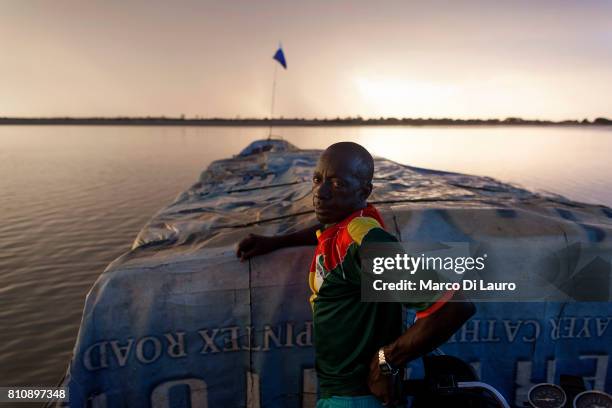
[355,77,457,118]
[1,1,611,120]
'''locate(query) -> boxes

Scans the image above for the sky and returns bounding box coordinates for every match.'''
[1,0,611,120]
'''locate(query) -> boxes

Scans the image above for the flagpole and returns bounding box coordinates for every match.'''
[268,62,278,139]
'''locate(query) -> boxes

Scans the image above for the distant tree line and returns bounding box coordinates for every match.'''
[0,116,610,126]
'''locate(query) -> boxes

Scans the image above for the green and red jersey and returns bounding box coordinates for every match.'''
[308,204,450,398]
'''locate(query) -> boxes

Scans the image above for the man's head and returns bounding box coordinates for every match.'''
[312,142,374,224]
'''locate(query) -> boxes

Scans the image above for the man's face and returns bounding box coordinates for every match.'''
[311,152,370,224]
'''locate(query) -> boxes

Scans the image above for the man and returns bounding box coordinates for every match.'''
[236,142,475,407]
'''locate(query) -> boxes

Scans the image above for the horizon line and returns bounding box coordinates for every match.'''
[1,116,611,127]
[1,115,611,121]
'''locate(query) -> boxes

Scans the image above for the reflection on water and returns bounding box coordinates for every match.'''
[0,125,611,386]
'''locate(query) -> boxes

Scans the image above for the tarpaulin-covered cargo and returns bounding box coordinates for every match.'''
[53,139,612,407]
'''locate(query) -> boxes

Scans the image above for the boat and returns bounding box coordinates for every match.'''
[50,139,612,407]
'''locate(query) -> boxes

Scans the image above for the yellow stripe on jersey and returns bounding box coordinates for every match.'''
[347,216,382,245]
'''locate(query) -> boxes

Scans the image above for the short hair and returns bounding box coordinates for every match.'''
[324,142,374,183]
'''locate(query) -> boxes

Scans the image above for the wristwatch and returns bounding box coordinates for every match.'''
[378,347,399,376]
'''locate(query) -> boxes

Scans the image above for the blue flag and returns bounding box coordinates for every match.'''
[273,47,287,69]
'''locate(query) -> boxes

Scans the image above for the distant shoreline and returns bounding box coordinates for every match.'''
[1,117,611,126]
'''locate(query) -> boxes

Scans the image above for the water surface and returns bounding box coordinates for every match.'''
[1,125,611,386]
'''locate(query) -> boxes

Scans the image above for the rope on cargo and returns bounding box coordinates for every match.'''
[211,198,500,229]
[226,180,302,193]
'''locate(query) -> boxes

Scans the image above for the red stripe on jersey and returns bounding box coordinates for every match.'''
[415,290,456,319]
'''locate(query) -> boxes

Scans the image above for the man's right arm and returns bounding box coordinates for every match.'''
[236,224,321,261]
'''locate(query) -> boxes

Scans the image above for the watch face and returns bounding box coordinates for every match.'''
[528,383,567,408]
[379,362,392,375]
[573,390,612,408]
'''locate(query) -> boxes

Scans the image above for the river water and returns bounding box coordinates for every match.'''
[1,125,611,386]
